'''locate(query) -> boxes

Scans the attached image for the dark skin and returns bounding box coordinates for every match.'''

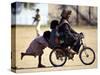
[59,19,77,42]
[21,52,45,68]
[61,11,78,36]
[21,31,50,68]
[60,10,80,53]
[38,54,45,67]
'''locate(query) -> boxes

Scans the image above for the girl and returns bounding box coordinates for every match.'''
[49,20,59,48]
[32,8,41,36]
[21,31,50,68]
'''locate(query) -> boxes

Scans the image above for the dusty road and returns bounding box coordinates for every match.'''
[11,26,97,72]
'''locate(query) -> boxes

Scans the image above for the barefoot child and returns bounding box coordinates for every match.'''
[32,8,41,36]
[21,31,50,68]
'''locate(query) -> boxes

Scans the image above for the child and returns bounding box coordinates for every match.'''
[33,9,40,23]
[21,31,50,68]
[49,20,59,48]
[50,20,67,49]
[32,8,41,36]
[49,20,66,60]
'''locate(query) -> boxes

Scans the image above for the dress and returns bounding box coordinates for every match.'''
[26,36,48,56]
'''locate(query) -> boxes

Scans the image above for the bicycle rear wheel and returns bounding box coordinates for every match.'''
[49,48,67,67]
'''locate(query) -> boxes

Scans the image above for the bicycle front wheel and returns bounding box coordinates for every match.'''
[79,47,95,65]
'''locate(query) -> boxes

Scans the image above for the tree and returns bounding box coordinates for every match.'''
[76,6,79,25]
[89,7,92,24]
[11,2,36,15]
[11,2,22,15]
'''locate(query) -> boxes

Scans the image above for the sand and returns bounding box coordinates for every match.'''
[11,26,97,73]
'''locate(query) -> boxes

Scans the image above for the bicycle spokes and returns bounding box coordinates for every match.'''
[79,47,95,65]
[49,48,67,67]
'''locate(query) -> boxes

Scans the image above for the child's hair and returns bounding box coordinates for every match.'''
[36,8,39,12]
[50,20,59,29]
[43,31,51,41]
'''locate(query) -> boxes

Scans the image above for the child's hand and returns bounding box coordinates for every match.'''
[55,37,60,44]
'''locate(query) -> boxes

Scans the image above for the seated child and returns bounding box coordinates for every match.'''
[49,20,67,48]
[49,20,59,48]
[21,31,50,68]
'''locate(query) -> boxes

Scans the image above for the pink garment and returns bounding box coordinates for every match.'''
[26,36,48,56]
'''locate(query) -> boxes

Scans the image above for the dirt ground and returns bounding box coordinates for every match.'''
[11,25,97,72]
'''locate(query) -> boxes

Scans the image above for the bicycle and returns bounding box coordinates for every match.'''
[49,33,95,67]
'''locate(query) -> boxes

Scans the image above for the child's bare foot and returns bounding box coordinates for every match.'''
[38,64,46,68]
[21,53,24,60]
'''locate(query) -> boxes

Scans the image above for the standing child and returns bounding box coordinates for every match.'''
[21,31,50,68]
[32,8,41,36]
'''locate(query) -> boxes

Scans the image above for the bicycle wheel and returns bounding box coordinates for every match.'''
[79,47,95,65]
[49,47,67,67]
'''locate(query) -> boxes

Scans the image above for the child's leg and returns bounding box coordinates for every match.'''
[38,54,45,68]
[21,52,35,60]
[21,53,25,60]
[36,21,40,36]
